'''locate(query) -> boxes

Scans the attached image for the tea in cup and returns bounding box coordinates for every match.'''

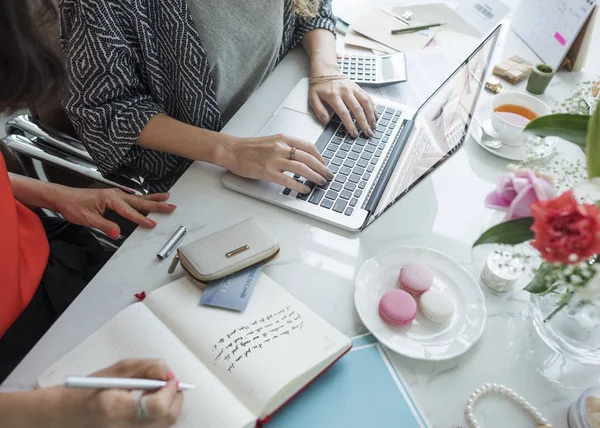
[489,92,551,146]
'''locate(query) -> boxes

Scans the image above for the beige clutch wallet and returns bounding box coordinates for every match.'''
[168,218,280,287]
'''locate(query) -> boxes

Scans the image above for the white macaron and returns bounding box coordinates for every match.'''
[419,289,455,323]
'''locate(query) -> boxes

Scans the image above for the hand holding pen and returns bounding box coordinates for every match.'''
[57,359,186,427]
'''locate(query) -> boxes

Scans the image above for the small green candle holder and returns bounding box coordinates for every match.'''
[526,64,556,95]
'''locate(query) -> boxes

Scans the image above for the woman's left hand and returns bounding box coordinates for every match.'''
[54,187,176,240]
[308,78,378,139]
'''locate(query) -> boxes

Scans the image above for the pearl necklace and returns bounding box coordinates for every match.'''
[465,383,554,428]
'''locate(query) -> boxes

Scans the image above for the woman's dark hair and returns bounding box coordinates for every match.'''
[0,0,66,113]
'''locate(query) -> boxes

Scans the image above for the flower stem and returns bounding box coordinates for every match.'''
[544,303,567,322]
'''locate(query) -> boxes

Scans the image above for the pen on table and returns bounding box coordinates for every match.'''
[65,377,195,392]
[391,22,446,35]
[157,225,187,260]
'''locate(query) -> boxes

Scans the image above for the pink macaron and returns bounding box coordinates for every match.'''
[378,289,417,326]
[399,262,434,296]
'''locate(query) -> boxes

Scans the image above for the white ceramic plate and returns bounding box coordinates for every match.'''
[472,106,557,161]
[354,246,487,361]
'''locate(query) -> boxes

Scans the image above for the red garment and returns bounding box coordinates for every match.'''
[0,154,49,337]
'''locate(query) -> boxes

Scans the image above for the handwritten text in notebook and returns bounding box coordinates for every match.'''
[212,306,304,373]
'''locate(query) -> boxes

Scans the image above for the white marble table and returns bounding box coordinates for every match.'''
[3,3,596,427]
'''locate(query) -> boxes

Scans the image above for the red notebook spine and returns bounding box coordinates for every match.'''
[256,343,353,426]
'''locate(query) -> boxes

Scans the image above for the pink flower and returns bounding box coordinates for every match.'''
[485,170,554,220]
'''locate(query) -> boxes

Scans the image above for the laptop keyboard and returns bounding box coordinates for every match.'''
[282,105,403,216]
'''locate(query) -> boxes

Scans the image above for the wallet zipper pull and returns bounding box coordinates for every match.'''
[168,254,180,274]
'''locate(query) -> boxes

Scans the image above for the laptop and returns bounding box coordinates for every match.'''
[222,26,501,231]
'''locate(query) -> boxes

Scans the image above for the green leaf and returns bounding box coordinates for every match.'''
[473,217,535,247]
[524,114,590,150]
[524,262,561,294]
[586,105,600,178]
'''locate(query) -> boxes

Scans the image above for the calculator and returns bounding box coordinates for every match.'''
[337,52,408,86]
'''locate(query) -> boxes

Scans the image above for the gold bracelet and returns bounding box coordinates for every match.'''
[309,75,346,85]
[309,74,343,80]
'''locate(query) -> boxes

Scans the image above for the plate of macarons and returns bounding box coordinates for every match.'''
[354,246,487,361]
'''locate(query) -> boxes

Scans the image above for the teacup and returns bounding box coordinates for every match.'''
[489,92,551,147]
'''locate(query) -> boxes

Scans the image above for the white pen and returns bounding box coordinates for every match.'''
[65,376,195,392]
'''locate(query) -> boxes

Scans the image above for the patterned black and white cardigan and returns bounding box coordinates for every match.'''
[59,0,335,192]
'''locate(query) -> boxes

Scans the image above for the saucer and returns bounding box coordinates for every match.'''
[354,246,487,361]
[471,106,557,161]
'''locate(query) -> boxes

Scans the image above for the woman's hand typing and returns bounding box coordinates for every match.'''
[219,134,334,194]
[301,29,377,139]
[309,77,377,138]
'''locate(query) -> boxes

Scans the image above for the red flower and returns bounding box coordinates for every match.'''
[134,291,147,301]
[530,191,600,264]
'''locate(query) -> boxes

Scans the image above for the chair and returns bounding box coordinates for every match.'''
[4,114,150,194]
[2,114,151,249]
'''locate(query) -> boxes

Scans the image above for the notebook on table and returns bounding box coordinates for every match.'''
[350,8,436,53]
[269,333,430,428]
[38,275,352,428]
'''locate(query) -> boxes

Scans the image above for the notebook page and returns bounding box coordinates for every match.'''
[38,304,255,428]
[350,8,435,52]
[144,275,351,418]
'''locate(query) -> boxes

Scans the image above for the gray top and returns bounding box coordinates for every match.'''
[186,0,285,123]
[60,0,334,192]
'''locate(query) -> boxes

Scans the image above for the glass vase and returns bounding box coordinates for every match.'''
[529,288,600,365]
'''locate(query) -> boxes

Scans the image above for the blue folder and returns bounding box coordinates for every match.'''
[268,334,430,428]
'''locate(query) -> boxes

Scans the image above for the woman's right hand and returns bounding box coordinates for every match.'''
[52,359,183,428]
[221,134,335,194]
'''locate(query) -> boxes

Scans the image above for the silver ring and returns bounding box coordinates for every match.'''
[289,146,296,161]
[135,391,151,420]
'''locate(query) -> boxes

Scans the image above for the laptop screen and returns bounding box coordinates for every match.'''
[362,26,501,230]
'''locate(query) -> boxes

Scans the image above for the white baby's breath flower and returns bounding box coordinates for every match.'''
[574,178,600,203]
[581,266,594,278]
[507,163,520,172]
[578,270,600,301]
[506,164,554,183]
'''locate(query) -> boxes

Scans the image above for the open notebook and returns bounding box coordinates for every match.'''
[38,274,352,428]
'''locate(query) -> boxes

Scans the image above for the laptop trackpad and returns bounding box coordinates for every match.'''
[259,108,324,143]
